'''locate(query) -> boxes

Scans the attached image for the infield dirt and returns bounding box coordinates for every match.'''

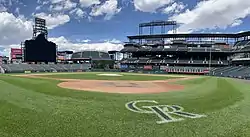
[16,74,198,94]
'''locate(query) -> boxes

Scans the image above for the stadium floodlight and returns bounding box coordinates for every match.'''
[33,17,48,39]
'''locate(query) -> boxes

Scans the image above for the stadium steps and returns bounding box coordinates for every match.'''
[27,64,35,71]
[229,67,250,77]
[0,65,5,73]
[61,65,68,70]
[246,41,250,46]
[213,67,237,75]
[2,64,12,72]
[212,67,229,74]
[30,64,45,71]
[10,64,24,71]
[221,67,246,77]
[49,64,63,71]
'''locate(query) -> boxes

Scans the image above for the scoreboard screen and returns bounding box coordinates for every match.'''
[24,34,57,62]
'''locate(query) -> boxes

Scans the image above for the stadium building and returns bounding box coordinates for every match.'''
[1,19,250,79]
[119,20,250,78]
[70,51,114,69]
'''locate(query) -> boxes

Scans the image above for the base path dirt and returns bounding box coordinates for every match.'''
[16,74,198,94]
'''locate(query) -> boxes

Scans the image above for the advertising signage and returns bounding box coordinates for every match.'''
[11,48,22,59]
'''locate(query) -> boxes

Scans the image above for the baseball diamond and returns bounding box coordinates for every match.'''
[0,72,250,137]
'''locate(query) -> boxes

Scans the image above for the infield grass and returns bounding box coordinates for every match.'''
[38,72,181,81]
[0,73,249,137]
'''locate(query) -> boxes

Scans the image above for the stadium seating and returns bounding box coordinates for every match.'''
[236,46,250,52]
[0,64,91,73]
[0,65,4,73]
[211,66,250,79]
[120,47,138,52]
[71,51,111,60]
[166,66,210,74]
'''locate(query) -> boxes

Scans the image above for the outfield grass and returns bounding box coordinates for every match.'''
[0,73,250,137]
[38,73,180,81]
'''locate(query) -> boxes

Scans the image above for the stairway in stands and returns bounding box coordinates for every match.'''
[0,65,4,73]
[228,67,250,78]
[220,66,246,77]
[212,66,250,79]
[213,67,237,76]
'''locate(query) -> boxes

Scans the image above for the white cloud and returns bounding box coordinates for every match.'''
[64,0,77,10]
[162,2,185,14]
[49,36,124,52]
[0,44,20,56]
[0,12,33,56]
[37,0,49,5]
[231,19,243,27]
[0,12,33,46]
[15,7,20,14]
[134,0,172,12]
[35,5,42,10]
[104,38,122,44]
[75,9,85,18]
[170,0,250,32]
[50,5,63,11]
[69,8,86,19]
[90,0,121,20]
[81,39,91,43]
[79,0,100,8]
[34,12,70,29]
[49,0,77,11]
[42,1,49,5]
[51,0,64,4]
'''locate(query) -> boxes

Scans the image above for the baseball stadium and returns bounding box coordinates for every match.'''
[1,18,250,137]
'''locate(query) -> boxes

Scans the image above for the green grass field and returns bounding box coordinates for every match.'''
[0,72,250,137]
[39,72,181,80]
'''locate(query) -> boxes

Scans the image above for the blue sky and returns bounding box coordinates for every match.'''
[0,0,250,56]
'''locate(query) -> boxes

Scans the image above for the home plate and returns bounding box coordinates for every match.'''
[97,74,123,76]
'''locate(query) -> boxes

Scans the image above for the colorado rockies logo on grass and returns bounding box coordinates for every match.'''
[125,100,206,124]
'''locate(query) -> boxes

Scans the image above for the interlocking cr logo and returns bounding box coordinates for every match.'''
[125,100,206,124]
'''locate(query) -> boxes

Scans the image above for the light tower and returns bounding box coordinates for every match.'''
[33,17,48,39]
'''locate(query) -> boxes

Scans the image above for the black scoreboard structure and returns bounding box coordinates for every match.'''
[23,17,57,63]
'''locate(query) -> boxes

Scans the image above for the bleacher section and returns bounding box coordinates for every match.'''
[211,66,250,79]
[233,40,250,52]
[71,51,111,60]
[0,65,4,73]
[0,64,91,73]
[121,46,231,53]
[167,66,209,74]
[231,40,250,64]
[121,58,229,65]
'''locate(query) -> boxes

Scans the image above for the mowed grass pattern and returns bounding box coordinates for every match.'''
[0,73,249,137]
[39,73,180,81]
